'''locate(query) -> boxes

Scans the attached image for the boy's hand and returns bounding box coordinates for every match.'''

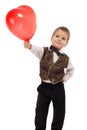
[24,41,32,49]
[62,77,67,82]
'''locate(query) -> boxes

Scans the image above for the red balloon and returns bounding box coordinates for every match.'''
[6,5,36,41]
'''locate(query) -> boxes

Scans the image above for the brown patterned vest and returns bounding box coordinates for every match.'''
[39,47,69,84]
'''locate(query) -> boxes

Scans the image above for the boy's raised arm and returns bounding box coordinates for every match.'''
[23,41,44,60]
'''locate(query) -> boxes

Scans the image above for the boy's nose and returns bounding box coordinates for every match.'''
[57,38,61,42]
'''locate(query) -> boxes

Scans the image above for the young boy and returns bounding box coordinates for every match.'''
[24,26,74,130]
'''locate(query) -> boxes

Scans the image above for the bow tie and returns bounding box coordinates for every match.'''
[50,45,61,56]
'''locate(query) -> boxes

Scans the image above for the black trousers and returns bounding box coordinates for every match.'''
[35,81,65,130]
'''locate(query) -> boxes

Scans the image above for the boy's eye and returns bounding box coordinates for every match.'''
[62,38,65,40]
[56,35,59,37]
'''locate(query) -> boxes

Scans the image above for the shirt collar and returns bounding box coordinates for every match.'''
[48,46,63,54]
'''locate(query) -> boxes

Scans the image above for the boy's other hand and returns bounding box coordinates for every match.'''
[24,41,32,49]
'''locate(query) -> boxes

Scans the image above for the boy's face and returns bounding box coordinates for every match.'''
[51,29,68,50]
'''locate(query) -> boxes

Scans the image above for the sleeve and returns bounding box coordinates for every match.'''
[63,58,75,81]
[30,45,44,60]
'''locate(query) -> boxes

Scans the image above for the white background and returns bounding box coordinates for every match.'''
[0,0,87,130]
